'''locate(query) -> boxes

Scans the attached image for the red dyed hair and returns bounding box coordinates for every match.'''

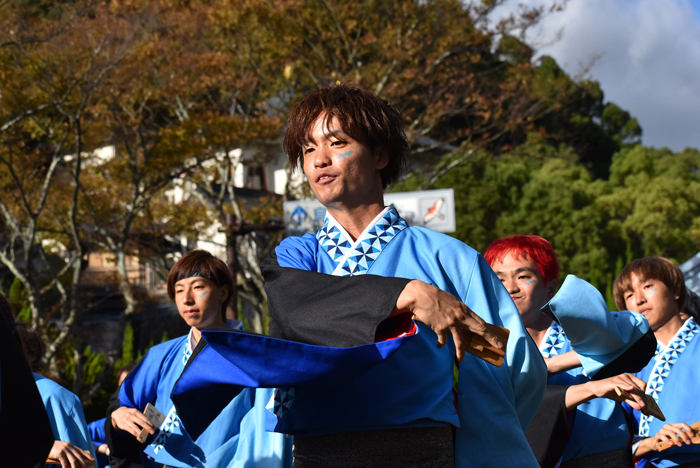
[484,235,560,284]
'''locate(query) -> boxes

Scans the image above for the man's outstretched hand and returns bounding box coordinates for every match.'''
[394,280,504,362]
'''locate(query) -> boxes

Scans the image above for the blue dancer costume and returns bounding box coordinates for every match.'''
[87,417,110,468]
[272,205,546,453]
[35,373,98,467]
[110,322,292,468]
[174,206,547,467]
[528,275,654,468]
[629,317,700,468]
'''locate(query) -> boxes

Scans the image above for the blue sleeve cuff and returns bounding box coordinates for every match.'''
[545,275,651,377]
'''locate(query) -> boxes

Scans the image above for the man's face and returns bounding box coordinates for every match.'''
[302,115,387,210]
[623,272,679,331]
[174,276,227,329]
[491,252,555,319]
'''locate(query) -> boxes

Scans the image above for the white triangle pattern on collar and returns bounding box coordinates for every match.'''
[539,321,568,359]
[316,206,408,277]
[639,317,699,436]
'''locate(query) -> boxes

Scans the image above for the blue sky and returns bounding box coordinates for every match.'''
[494,0,700,152]
[691,0,700,18]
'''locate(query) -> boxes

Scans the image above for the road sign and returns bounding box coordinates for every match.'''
[283,188,456,237]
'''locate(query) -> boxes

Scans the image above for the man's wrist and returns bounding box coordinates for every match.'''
[395,280,418,313]
[635,437,655,456]
[546,354,563,375]
[565,381,597,410]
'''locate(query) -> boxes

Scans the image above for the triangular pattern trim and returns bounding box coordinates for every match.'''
[639,318,699,436]
[539,321,568,359]
[150,339,192,454]
[316,206,408,277]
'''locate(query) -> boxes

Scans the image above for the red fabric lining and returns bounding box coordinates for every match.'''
[375,314,418,342]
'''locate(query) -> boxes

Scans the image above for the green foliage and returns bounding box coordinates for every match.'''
[114,323,135,373]
[601,103,642,146]
[527,56,636,178]
[8,277,31,322]
[498,35,533,65]
[430,136,700,305]
[82,346,106,388]
[602,146,700,261]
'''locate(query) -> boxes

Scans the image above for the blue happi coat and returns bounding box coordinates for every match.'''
[542,322,633,460]
[118,324,292,468]
[272,206,546,467]
[537,274,653,463]
[35,373,98,468]
[631,317,700,468]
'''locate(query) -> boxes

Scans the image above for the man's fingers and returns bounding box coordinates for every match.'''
[57,451,69,468]
[67,445,88,468]
[628,374,647,391]
[460,305,502,349]
[480,323,503,350]
[630,393,646,409]
[658,425,690,447]
[435,329,448,348]
[450,327,466,363]
[62,448,80,468]
[627,400,643,411]
[121,420,144,438]
[131,409,154,426]
[129,410,155,433]
[130,423,147,438]
[674,424,694,444]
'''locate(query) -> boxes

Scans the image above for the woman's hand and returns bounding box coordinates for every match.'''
[394,280,504,362]
[47,441,95,468]
[111,406,155,438]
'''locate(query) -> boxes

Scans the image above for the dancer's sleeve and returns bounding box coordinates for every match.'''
[542,275,656,378]
[263,247,411,347]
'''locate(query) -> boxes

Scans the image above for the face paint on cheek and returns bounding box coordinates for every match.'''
[525,280,536,286]
[649,288,657,296]
[199,291,209,298]
[336,150,352,161]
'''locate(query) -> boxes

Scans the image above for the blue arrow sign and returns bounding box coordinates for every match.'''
[292,206,307,225]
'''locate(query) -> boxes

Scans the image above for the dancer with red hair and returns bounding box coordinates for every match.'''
[486,235,655,468]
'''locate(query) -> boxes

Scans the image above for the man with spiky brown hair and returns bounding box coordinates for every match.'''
[172,84,548,467]
[262,84,546,467]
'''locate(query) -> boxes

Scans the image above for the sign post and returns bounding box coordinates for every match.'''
[283,188,456,236]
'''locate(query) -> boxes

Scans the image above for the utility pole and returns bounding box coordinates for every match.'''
[223,213,284,320]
